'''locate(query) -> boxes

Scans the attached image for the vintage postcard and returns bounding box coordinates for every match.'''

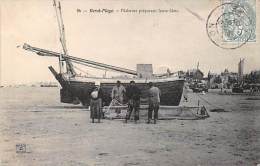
[0,0,259,165]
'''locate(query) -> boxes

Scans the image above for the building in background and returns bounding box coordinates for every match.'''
[207,69,238,89]
[186,69,204,81]
[244,70,260,84]
[220,69,238,88]
[238,58,245,82]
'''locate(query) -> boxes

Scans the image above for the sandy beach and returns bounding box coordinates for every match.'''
[0,87,259,166]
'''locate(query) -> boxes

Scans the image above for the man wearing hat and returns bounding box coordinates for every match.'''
[111,80,126,116]
[125,81,141,123]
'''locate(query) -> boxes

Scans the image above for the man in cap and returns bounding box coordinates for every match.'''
[111,80,126,116]
[125,81,141,123]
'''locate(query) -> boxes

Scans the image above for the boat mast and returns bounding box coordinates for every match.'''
[53,0,63,73]
[23,1,138,76]
[53,0,76,75]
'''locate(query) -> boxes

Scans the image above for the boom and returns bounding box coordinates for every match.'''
[23,43,138,76]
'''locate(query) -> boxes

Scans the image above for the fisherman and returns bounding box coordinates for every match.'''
[111,80,126,116]
[147,82,161,124]
[90,83,103,123]
[125,81,141,123]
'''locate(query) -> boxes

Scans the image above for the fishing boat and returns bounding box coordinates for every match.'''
[22,0,184,106]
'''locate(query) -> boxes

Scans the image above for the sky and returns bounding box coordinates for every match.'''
[0,0,259,85]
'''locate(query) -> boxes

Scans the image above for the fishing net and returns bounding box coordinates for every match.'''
[103,99,128,119]
[157,106,209,120]
[103,101,210,120]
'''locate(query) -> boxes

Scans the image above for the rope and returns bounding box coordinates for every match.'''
[194,93,233,112]
[195,93,222,109]
[73,65,92,76]
[70,59,108,71]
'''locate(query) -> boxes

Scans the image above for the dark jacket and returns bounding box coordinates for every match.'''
[126,85,141,101]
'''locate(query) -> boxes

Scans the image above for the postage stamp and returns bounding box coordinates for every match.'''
[222,0,256,41]
[206,0,256,49]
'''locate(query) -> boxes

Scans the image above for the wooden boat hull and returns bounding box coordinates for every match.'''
[49,66,184,106]
[63,79,184,106]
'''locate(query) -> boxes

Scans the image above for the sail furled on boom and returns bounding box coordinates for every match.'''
[23,43,138,76]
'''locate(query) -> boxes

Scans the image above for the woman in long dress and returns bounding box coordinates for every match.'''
[90,85,103,123]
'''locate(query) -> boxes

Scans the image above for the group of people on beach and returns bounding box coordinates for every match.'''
[90,80,161,124]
